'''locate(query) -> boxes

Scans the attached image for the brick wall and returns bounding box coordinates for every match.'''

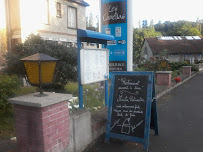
[14,101,69,152]
[182,66,192,76]
[156,72,172,86]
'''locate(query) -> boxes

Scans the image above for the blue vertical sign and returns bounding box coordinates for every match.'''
[101,0,128,73]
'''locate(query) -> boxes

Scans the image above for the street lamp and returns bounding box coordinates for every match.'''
[160,59,168,69]
[21,53,58,97]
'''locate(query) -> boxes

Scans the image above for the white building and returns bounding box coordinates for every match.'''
[140,36,203,63]
[4,0,89,51]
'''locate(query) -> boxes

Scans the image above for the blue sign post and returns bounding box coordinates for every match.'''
[101,0,133,74]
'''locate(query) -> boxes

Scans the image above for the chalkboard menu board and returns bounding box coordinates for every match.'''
[110,75,148,138]
[106,72,158,151]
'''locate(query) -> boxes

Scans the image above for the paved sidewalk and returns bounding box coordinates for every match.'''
[0,139,16,152]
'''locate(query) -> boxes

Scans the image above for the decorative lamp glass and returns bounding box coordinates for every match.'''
[160,59,168,69]
[21,53,59,96]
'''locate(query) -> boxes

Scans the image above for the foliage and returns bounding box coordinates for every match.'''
[64,82,78,96]
[168,61,199,71]
[135,57,160,72]
[154,20,202,36]
[172,70,181,79]
[133,20,203,64]
[0,28,7,65]
[0,114,15,139]
[0,75,19,115]
[133,28,162,63]
[3,34,77,89]
[65,82,105,111]
[168,62,187,71]
[190,64,199,72]
[0,28,7,52]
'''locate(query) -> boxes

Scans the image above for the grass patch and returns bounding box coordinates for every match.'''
[14,86,37,96]
[0,112,15,139]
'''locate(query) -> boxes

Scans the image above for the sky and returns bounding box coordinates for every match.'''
[85,0,203,28]
[1,0,203,29]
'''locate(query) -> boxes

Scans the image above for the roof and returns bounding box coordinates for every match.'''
[21,53,59,61]
[145,36,203,54]
[68,0,89,7]
[77,29,115,44]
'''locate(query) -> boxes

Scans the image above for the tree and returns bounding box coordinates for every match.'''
[88,13,94,27]
[3,34,77,90]
[95,15,99,32]
[142,20,148,28]
[86,17,89,27]
[133,28,162,63]
[155,20,202,36]
[150,19,155,31]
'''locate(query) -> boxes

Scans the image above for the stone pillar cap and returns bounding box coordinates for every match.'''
[8,92,72,108]
[156,71,172,74]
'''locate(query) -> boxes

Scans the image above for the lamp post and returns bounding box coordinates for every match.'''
[21,53,58,96]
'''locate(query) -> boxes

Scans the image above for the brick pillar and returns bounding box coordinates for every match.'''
[9,92,72,152]
[156,71,172,86]
[182,66,192,76]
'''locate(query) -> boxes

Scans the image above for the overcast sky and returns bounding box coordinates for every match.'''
[85,0,203,28]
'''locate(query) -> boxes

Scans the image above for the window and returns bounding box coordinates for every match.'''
[68,6,77,28]
[56,2,62,17]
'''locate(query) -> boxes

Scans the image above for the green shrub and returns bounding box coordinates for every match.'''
[190,64,199,72]
[3,34,77,90]
[0,75,20,115]
[64,82,78,96]
[136,57,160,72]
[169,62,187,71]
[172,70,181,79]
[169,62,199,72]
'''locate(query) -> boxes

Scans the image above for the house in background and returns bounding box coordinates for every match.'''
[140,36,203,63]
[4,0,89,51]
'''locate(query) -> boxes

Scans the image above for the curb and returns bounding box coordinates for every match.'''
[156,72,199,99]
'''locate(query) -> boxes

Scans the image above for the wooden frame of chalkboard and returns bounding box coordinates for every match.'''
[105,71,158,151]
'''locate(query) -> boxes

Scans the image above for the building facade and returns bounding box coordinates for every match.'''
[4,0,89,51]
[141,36,203,63]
